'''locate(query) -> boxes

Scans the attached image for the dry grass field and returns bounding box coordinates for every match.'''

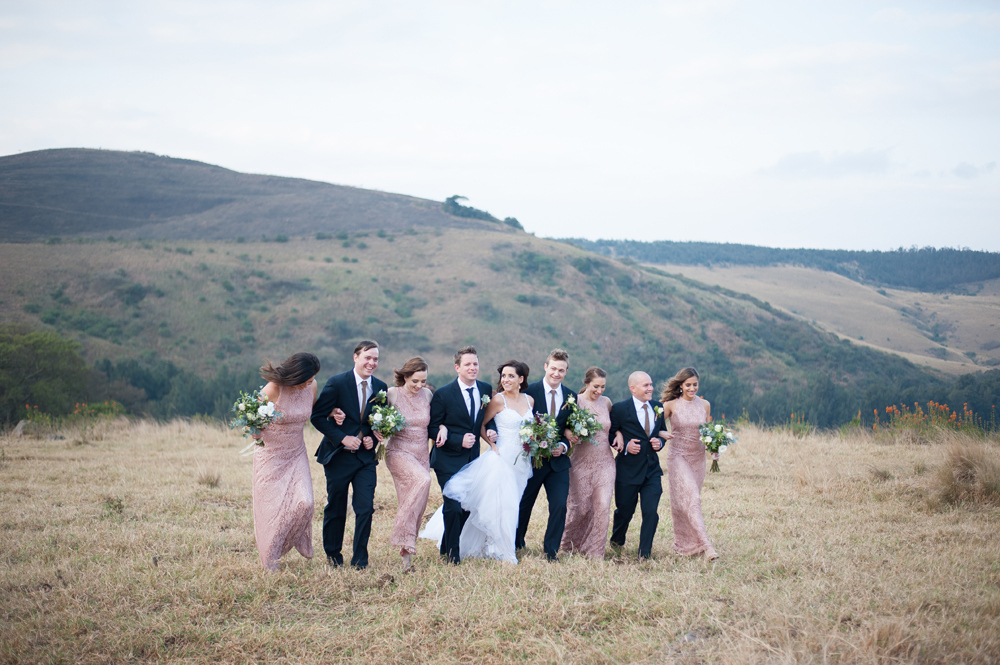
[656,264,1000,376]
[1,419,998,664]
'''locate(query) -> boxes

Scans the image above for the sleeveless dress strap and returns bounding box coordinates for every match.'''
[499,393,508,408]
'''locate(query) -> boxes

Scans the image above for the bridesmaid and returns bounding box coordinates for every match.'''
[253,352,321,571]
[560,367,616,559]
[660,367,718,561]
[376,357,436,571]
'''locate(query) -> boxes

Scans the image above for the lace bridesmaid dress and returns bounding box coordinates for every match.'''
[667,396,717,558]
[253,384,315,571]
[560,395,615,559]
[385,388,432,552]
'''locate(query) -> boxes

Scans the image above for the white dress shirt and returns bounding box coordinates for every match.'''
[354,369,372,413]
[632,396,654,436]
[459,378,479,420]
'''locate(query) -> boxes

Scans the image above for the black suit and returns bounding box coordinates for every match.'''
[515,380,576,560]
[310,369,388,568]
[608,397,666,558]
[428,378,493,563]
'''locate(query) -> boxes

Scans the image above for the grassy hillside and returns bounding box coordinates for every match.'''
[0,149,494,242]
[2,227,976,428]
[563,239,1000,292]
[2,419,997,662]
[653,264,1000,376]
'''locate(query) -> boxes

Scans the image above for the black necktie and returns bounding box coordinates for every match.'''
[466,387,476,420]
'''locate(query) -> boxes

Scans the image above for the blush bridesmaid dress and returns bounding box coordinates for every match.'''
[667,396,718,559]
[252,384,315,571]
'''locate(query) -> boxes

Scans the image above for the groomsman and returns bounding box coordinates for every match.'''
[310,340,387,569]
[428,346,495,564]
[517,348,577,561]
[608,371,666,559]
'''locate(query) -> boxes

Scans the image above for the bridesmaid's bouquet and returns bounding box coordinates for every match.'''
[368,390,407,462]
[520,412,560,469]
[699,421,736,472]
[230,388,282,446]
[564,395,602,447]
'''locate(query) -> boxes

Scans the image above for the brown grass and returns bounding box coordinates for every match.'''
[1,421,998,663]
[935,436,1000,507]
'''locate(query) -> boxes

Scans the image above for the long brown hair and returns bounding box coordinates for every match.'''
[660,367,699,403]
[579,366,607,394]
[260,352,321,387]
[393,357,428,386]
[496,360,529,393]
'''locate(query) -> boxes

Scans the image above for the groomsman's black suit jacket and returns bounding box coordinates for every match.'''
[608,398,666,486]
[428,378,493,475]
[523,381,576,473]
[311,370,388,467]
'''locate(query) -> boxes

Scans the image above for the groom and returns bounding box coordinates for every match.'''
[310,340,387,569]
[608,371,666,559]
[428,346,495,564]
[517,348,577,561]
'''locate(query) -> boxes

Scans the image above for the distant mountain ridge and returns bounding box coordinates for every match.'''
[0,148,493,242]
[561,239,1000,292]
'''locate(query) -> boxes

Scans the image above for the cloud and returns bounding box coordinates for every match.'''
[761,149,890,178]
[952,162,996,179]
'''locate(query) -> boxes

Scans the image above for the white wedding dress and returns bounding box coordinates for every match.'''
[419,396,533,563]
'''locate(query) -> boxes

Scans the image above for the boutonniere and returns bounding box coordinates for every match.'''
[371,390,387,405]
[481,394,491,408]
[654,406,664,418]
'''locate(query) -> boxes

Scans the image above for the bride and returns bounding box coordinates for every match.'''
[422,360,534,563]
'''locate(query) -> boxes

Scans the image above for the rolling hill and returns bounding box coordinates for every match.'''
[2,148,997,429]
[0,149,496,242]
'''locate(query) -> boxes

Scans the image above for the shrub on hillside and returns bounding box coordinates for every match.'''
[935,439,1000,506]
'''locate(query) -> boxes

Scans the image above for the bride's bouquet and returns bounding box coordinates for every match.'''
[699,421,736,472]
[564,395,602,447]
[520,412,560,469]
[368,390,407,462]
[230,388,283,445]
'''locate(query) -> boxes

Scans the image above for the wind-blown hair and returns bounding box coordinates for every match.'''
[393,357,428,387]
[660,367,699,403]
[260,352,321,387]
[496,360,529,393]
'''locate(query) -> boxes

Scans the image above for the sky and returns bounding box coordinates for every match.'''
[1,1,998,251]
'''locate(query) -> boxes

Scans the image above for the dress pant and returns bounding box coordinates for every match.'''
[515,463,570,560]
[434,469,469,564]
[610,466,662,559]
[322,455,377,568]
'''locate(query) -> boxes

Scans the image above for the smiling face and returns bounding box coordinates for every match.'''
[354,346,379,379]
[455,352,479,385]
[628,371,654,402]
[500,365,523,393]
[404,370,427,394]
[584,376,606,400]
[544,359,568,388]
[681,375,699,400]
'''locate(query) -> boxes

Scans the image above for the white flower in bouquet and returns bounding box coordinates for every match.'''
[580,427,589,437]
[720,445,728,453]
[238,403,246,411]
[714,424,723,432]
[372,412,383,423]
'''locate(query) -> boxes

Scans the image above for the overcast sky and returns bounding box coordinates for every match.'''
[2,1,998,251]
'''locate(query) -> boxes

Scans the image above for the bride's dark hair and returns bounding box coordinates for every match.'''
[660,367,699,403]
[496,360,529,393]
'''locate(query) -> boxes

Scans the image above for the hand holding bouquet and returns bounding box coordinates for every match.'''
[230,388,283,446]
[699,421,735,472]
[368,390,407,462]
[520,412,560,469]
[564,395,602,448]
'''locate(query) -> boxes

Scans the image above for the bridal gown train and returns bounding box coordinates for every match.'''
[420,397,533,563]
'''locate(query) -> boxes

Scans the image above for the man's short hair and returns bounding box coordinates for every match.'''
[546,348,569,364]
[454,345,478,365]
[354,340,379,356]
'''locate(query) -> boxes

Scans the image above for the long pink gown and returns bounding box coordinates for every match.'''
[385,387,432,552]
[560,394,616,559]
[252,384,315,571]
[667,396,717,558]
